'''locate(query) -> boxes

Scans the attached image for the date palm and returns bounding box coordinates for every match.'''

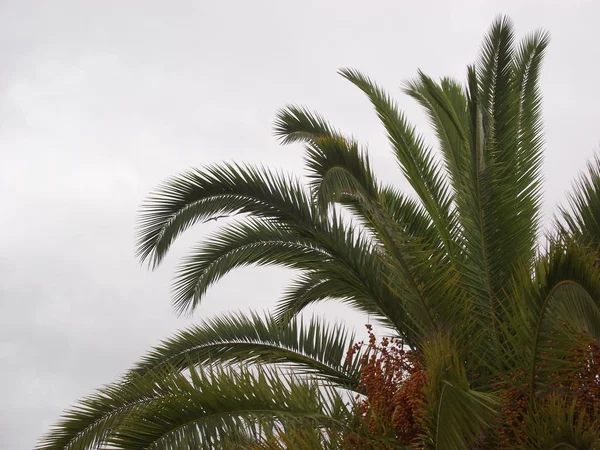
[39,16,600,449]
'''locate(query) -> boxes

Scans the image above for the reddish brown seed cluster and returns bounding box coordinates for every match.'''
[344,328,600,448]
[343,325,426,448]
[495,368,529,447]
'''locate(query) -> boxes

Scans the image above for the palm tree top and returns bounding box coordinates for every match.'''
[40,16,600,450]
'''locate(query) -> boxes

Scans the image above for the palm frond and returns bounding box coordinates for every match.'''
[38,365,351,450]
[421,333,500,450]
[273,105,338,145]
[275,272,395,330]
[136,163,314,268]
[275,106,377,203]
[512,29,550,211]
[112,366,350,450]
[557,155,600,249]
[403,72,470,208]
[171,218,327,314]
[378,186,443,252]
[516,395,600,450]
[339,68,455,256]
[450,19,546,354]
[132,311,362,389]
[503,241,600,398]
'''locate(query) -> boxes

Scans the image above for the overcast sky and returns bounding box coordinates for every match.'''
[1,1,599,448]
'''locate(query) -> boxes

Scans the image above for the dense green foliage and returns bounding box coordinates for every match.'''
[39,17,600,449]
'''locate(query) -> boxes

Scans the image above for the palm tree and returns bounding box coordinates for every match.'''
[39,16,600,449]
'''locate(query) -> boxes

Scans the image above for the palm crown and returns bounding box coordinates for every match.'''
[39,16,600,449]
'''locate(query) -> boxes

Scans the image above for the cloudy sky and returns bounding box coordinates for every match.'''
[1,1,599,448]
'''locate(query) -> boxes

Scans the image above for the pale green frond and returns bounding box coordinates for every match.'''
[403,72,471,206]
[513,29,550,206]
[473,16,544,275]
[477,15,520,162]
[452,22,547,348]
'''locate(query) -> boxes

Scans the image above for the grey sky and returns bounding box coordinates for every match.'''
[1,1,598,448]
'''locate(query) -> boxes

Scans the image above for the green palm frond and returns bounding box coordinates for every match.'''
[136,163,314,268]
[240,424,348,450]
[516,396,600,450]
[132,311,361,389]
[276,107,377,203]
[441,17,547,356]
[403,73,470,206]
[340,68,455,256]
[421,333,500,450]
[171,218,327,314]
[557,155,600,249]
[274,106,376,200]
[274,271,395,330]
[378,186,443,252]
[37,365,351,450]
[512,29,550,202]
[477,16,519,163]
[170,206,410,329]
[275,105,395,248]
[273,105,338,145]
[501,241,600,398]
[113,365,350,450]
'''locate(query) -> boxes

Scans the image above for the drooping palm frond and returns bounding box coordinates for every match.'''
[240,422,361,450]
[274,106,377,203]
[131,311,362,389]
[171,210,412,333]
[275,106,445,257]
[136,163,315,269]
[273,105,338,146]
[113,366,350,450]
[37,364,351,450]
[500,240,600,398]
